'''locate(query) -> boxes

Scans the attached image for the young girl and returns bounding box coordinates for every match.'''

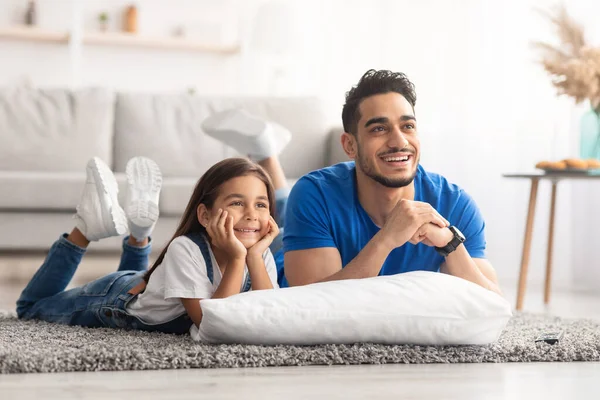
[16,109,291,335]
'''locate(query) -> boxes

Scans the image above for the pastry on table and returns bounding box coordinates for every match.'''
[535,160,567,170]
[563,158,588,169]
[549,160,568,170]
[585,159,600,169]
[535,160,551,169]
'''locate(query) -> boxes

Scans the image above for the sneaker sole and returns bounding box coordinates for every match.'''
[126,157,162,228]
[88,157,128,236]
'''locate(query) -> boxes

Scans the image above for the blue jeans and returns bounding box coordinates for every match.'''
[16,234,192,334]
[272,188,288,286]
[16,188,290,331]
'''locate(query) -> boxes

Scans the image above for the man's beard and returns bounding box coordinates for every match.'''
[356,147,417,188]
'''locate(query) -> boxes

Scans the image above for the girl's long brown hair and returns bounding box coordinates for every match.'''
[144,157,276,283]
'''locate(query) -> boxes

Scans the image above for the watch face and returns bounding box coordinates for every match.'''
[451,226,465,242]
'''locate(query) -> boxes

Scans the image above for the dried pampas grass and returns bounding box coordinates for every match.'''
[533,5,600,111]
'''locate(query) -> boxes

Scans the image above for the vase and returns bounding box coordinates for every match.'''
[579,107,600,160]
[124,5,137,34]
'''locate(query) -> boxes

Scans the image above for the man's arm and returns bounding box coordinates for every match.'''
[439,246,502,295]
[285,231,393,286]
[423,189,502,294]
[473,258,499,284]
[285,200,449,286]
[414,222,502,295]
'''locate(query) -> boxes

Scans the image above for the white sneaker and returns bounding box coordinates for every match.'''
[201,109,292,162]
[125,157,162,242]
[75,157,128,242]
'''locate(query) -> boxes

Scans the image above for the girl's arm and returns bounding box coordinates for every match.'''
[181,298,203,327]
[180,256,246,327]
[210,256,247,299]
[246,216,279,290]
[205,210,248,298]
[246,254,274,290]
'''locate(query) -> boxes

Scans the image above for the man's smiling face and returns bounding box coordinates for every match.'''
[353,92,420,188]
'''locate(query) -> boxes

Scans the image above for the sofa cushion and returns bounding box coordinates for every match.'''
[113,94,331,178]
[0,211,179,252]
[0,171,133,211]
[0,171,170,212]
[0,87,115,172]
[0,171,86,210]
[327,127,351,165]
[0,170,296,216]
[159,177,197,217]
[0,171,130,211]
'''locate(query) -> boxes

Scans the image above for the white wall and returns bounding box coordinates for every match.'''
[1,0,599,292]
[0,0,244,93]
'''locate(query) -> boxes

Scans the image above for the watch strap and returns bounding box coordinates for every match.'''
[435,226,465,257]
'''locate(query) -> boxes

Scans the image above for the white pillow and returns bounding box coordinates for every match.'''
[190,271,512,346]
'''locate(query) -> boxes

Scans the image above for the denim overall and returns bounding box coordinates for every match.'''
[16,233,250,335]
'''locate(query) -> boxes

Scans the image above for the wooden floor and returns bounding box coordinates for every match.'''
[0,362,599,400]
[1,255,600,399]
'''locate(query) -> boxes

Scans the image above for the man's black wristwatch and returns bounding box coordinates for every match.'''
[435,226,465,257]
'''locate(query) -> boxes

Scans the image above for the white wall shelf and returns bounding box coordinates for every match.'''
[0,25,69,44]
[83,31,240,54]
[0,25,240,55]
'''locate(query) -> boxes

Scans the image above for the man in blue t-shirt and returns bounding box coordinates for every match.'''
[281,69,501,295]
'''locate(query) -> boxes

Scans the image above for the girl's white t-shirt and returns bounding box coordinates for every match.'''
[127,235,279,325]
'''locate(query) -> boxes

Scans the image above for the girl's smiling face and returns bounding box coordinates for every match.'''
[201,175,271,248]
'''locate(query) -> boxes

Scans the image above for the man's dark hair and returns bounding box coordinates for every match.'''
[342,69,417,135]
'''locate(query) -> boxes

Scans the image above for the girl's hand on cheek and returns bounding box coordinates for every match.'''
[247,216,280,258]
[206,209,247,260]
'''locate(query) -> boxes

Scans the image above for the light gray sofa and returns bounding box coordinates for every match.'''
[0,87,348,253]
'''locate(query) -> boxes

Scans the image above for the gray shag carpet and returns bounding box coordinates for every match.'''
[1,311,599,374]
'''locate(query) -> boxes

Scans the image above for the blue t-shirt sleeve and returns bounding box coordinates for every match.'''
[452,190,487,259]
[283,177,336,252]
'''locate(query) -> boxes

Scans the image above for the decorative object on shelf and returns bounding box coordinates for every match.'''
[172,26,186,38]
[123,5,138,34]
[25,1,36,25]
[533,5,600,160]
[98,12,109,32]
